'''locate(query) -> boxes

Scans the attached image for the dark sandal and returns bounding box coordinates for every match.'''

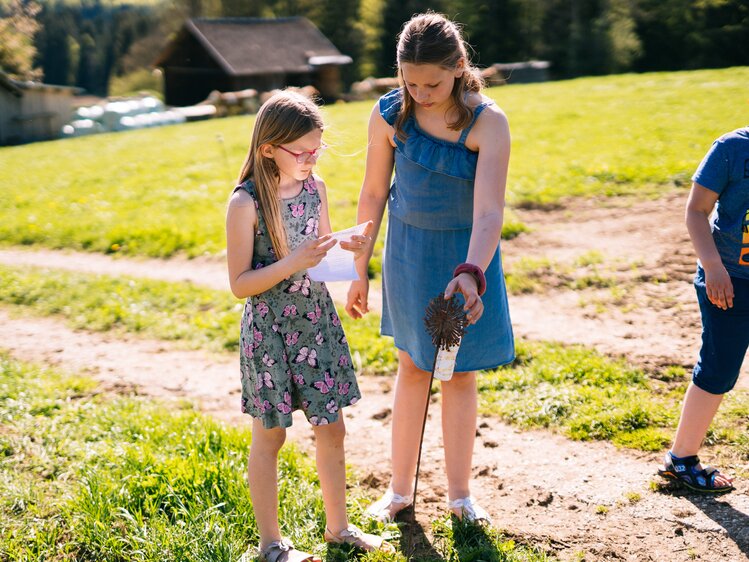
[256,539,321,562]
[658,451,734,493]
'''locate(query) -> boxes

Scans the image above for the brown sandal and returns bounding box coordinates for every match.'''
[255,538,321,562]
[324,525,395,553]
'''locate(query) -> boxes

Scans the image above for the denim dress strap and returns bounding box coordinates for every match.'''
[458,102,493,145]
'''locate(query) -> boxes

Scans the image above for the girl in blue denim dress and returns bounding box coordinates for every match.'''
[345,13,514,523]
[226,91,390,561]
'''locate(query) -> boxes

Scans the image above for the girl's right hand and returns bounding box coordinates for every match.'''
[346,278,369,319]
[287,235,337,272]
[704,263,734,309]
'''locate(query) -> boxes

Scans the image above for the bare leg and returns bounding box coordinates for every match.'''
[671,382,732,486]
[247,418,286,550]
[388,350,431,518]
[441,370,477,515]
[313,415,348,533]
[315,414,388,551]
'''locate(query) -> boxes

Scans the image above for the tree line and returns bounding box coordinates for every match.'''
[1,0,747,97]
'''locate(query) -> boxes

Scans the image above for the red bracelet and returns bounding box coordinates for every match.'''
[453,263,486,296]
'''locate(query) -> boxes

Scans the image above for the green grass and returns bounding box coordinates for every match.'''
[504,256,617,295]
[0,353,329,561]
[479,340,749,456]
[1,68,745,262]
[501,68,748,207]
[0,354,552,561]
[0,263,398,373]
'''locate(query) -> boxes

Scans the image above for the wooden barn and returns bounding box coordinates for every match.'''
[154,17,352,107]
[0,72,81,145]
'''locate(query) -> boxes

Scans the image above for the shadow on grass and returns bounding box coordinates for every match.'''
[397,511,445,561]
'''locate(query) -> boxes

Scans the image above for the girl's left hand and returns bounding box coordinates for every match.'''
[444,273,484,325]
[339,221,374,259]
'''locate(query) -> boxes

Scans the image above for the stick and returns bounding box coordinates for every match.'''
[410,356,437,520]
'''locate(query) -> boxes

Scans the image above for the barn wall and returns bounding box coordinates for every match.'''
[0,89,22,145]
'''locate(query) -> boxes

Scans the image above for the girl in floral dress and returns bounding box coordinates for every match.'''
[226,91,388,562]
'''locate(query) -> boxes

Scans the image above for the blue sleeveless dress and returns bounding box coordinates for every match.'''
[379,88,515,372]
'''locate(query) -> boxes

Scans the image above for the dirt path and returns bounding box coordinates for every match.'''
[2,309,747,561]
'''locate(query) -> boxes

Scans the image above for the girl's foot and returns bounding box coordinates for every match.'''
[324,525,395,553]
[254,539,321,562]
[448,496,492,524]
[364,488,413,522]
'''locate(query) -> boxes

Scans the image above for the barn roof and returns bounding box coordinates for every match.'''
[154,17,352,76]
[0,71,82,97]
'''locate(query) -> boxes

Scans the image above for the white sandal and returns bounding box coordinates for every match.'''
[364,488,413,522]
[448,496,492,524]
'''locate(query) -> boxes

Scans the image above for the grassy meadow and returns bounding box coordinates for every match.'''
[1,67,747,267]
[0,354,551,562]
[2,68,749,559]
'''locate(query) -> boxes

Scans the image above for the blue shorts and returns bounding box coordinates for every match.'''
[692,267,749,394]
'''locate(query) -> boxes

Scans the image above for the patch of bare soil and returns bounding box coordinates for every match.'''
[503,191,749,389]
[1,309,747,562]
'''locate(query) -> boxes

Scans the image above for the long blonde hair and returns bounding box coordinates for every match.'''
[394,12,484,141]
[237,91,323,259]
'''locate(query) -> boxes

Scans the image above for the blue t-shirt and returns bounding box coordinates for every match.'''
[693,126,749,280]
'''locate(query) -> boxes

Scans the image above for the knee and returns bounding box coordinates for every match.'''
[398,353,430,384]
[315,417,346,445]
[692,363,738,395]
[444,371,476,390]
[252,425,287,455]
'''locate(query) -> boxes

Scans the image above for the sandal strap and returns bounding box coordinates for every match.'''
[325,525,388,552]
[364,488,413,521]
[261,539,293,562]
[667,451,700,468]
[260,539,318,562]
[662,453,733,492]
[448,496,492,523]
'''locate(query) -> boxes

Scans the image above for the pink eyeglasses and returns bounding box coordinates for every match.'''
[277,143,327,164]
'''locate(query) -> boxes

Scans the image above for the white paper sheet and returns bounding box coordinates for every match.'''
[307,222,369,282]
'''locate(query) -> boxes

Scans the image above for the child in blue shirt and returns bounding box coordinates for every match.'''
[659,127,749,492]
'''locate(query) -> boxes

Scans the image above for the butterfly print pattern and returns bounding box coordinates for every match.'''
[285,277,311,297]
[312,371,335,394]
[236,177,360,428]
[276,391,292,414]
[306,304,322,325]
[289,203,305,218]
[295,346,318,367]
[303,217,319,236]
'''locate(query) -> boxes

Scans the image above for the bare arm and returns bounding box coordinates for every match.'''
[345,103,395,318]
[315,175,333,236]
[226,190,335,299]
[445,105,511,323]
[686,182,733,309]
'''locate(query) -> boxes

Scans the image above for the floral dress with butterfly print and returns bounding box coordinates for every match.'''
[234,176,361,429]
